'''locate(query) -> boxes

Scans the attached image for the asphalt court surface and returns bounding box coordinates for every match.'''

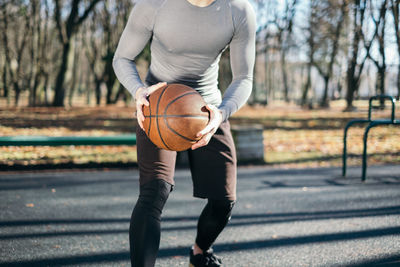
[1,165,400,266]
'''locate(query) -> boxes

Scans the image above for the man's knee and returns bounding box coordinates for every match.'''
[208,199,236,220]
[136,179,173,216]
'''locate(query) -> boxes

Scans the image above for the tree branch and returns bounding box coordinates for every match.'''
[54,0,67,43]
[75,0,102,26]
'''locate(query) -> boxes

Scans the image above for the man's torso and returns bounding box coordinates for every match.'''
[146,0,236,105]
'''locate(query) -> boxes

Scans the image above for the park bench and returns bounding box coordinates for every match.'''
[0,126,265,167]
[0,135,137,146]
[0,135,137,169]
[342,95,399,181]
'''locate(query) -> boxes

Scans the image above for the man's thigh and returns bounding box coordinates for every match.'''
[136,126,177,186]
[188,121,237,201]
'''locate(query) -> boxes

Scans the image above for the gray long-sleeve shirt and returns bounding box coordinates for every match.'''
[113,0,256,121]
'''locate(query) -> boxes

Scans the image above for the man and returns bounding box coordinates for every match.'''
[113,0,256,266]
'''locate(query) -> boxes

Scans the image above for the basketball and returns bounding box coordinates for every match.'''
[142,83,210,151]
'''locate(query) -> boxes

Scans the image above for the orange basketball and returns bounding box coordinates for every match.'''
[142,83,210,151]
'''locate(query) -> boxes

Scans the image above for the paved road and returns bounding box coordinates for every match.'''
[1,165,400,267]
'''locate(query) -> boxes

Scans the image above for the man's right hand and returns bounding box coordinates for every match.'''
[135,82,167,130]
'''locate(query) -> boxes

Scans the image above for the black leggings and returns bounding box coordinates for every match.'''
[195,198,235,251]
[129,179,235,267]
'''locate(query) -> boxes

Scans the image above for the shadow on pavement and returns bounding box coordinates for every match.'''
[1,206,400,240]
[345,254,400,267]
[0,177,136,191]
[1,226,399,266]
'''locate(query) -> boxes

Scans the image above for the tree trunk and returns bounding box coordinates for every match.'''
[53,42,70,106]
[68,37,79,107]
[320,76,330,108]
[345,67,357,111]
[29,0,44,107]
[43,73,49,105]
[302,0,316,107]
[301,61,312,106]
[281,50,290,102]
[391,0,400,99]
[86,69,91,105]
[95,79,101,106]
[398,64,400,100]
[2,61,7,98]
[31,74,40,107]
[28,0,37,106]
[368,0,387,106]
[13,82,21,106]
[345,0,367,111]
[376,66,386,108]
[376,67,385,96]
[105,52,116,105]
[264,47,269,105]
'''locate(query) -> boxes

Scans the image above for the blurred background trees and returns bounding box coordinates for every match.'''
[0,0,399,109]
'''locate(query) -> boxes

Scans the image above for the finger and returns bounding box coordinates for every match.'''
[191,143,201,150]
[148,82,167,95]
[192,133,211,150]
[136,92,149,106]
[205,104,214,112]
[141,98,149,106]
[137,111,144,123]
[196,133,212,148]
[205,104,218,115]
[135,108,144,129]
[204,105,214,118]
[137,111,145,129]
[136,103,145,119]
[197,112,219,136]
[197,124,214,137]
[136,107,144,121]
[137,91,150,104]
[191,139,204,150]
[138,118,144,130]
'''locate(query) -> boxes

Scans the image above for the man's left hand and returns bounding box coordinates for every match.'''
[191,104,223,150]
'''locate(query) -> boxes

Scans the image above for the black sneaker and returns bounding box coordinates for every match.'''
[189,248,222,267]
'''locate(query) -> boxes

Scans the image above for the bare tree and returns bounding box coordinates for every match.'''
[365,0,388,100]
[0,55,7,100]
[67,33,82,107]
[274,0,298,103]
[301,0,318,107]
[52,0,102,107]
[0,1,8,101]
[312,0,347,107]
[390,0,400,99]
[83,0,133,105]
[345,0,369,111]
[27,0,52,106]
[248,0,271,105]
[84,14,103,106]
[0,1,31,106]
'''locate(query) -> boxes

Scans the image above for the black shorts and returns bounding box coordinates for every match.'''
[136,121,237,201]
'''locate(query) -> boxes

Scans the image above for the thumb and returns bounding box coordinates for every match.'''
[148,82,167,95]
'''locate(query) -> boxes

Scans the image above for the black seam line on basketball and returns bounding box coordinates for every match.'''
[164,118,198,142]
[163,91,204,143]
[156,85,172,150]
[164,92,199,114]
[147,97,152,136]
[144,115,209,118]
